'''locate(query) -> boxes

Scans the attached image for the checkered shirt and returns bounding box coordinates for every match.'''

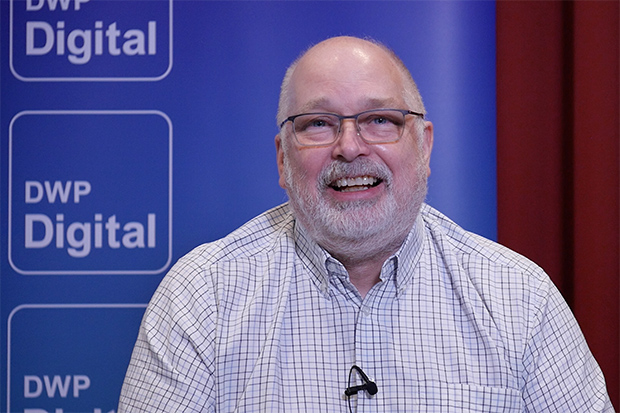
[118,203,614,412]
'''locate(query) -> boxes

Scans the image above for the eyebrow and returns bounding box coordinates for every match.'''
[297,97,403,114]
[297,98,330,113]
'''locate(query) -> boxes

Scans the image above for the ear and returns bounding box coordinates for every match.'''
[421,121,434,177]
[275,134,287,189]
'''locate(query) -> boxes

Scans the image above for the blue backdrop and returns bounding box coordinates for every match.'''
[1,1,496,411]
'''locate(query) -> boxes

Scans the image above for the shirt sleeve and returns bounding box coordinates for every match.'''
[521,278,614,412]
[117,257,216,412]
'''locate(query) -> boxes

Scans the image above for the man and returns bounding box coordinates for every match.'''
[118,36,613,412]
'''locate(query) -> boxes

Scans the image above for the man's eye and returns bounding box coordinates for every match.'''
[311,119,328,127]
[298,116,336,131]
[364,113,403,127]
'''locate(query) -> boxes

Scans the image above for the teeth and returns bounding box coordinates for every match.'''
[334,175,378,189]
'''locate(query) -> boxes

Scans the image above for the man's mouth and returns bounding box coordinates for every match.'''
[330,175,382,192]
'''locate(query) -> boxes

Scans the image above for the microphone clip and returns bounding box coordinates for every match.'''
[344,365,378,397]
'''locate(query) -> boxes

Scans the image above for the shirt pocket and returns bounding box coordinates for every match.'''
[411,382,522,412]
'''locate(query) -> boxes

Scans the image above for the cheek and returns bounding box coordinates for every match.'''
[287,149,329,185]
[376,146,424,185]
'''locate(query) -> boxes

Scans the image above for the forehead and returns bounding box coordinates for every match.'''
[289,41,406,113]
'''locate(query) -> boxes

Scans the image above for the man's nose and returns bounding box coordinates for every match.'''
[331,119,371,161]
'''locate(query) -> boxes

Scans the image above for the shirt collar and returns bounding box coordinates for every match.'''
[389,212,425,293]
[293,220,332,297]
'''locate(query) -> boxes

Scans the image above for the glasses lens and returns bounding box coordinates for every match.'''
[293,114,339,146]
[358,110,405,143]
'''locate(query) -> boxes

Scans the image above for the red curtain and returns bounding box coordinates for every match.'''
[497,0,619,407]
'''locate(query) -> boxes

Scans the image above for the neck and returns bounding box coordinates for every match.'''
[334,252,388,298]
[321,232,406,298]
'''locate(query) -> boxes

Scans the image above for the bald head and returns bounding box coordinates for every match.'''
[277,36,426,126]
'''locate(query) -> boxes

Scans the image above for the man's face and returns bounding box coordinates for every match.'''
[275,39,433,254]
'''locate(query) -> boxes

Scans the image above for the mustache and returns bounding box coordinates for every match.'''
[319,158,392,188]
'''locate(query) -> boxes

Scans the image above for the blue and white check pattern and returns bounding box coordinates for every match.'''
[118,203,614,412]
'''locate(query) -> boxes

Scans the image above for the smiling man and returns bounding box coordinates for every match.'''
[118,36,613,412]
[275,37,432,298]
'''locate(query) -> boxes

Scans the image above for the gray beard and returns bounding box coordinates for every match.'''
[283,155,428,264]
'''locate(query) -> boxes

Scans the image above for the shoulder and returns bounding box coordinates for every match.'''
[150,203,295,309]
[418,204,569,363]
[178,203,294,270]
[420,203,544,280]
[418,203,557,328]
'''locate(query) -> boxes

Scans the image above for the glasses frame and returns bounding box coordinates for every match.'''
[279,108,424,147]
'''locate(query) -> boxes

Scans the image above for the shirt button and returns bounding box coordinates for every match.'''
[361,306,371,316]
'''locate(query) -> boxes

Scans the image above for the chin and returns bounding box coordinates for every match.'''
[289,189,423,259]
[284,156,428,258]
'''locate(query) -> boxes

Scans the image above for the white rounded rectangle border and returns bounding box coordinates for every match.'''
[8,110,173,275]
[6,303,148,413]
[8,0,173,82]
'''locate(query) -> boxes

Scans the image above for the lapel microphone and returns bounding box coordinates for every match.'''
[344,365,378,396]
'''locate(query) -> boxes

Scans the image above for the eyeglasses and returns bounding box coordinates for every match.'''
[279,108,424,147]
